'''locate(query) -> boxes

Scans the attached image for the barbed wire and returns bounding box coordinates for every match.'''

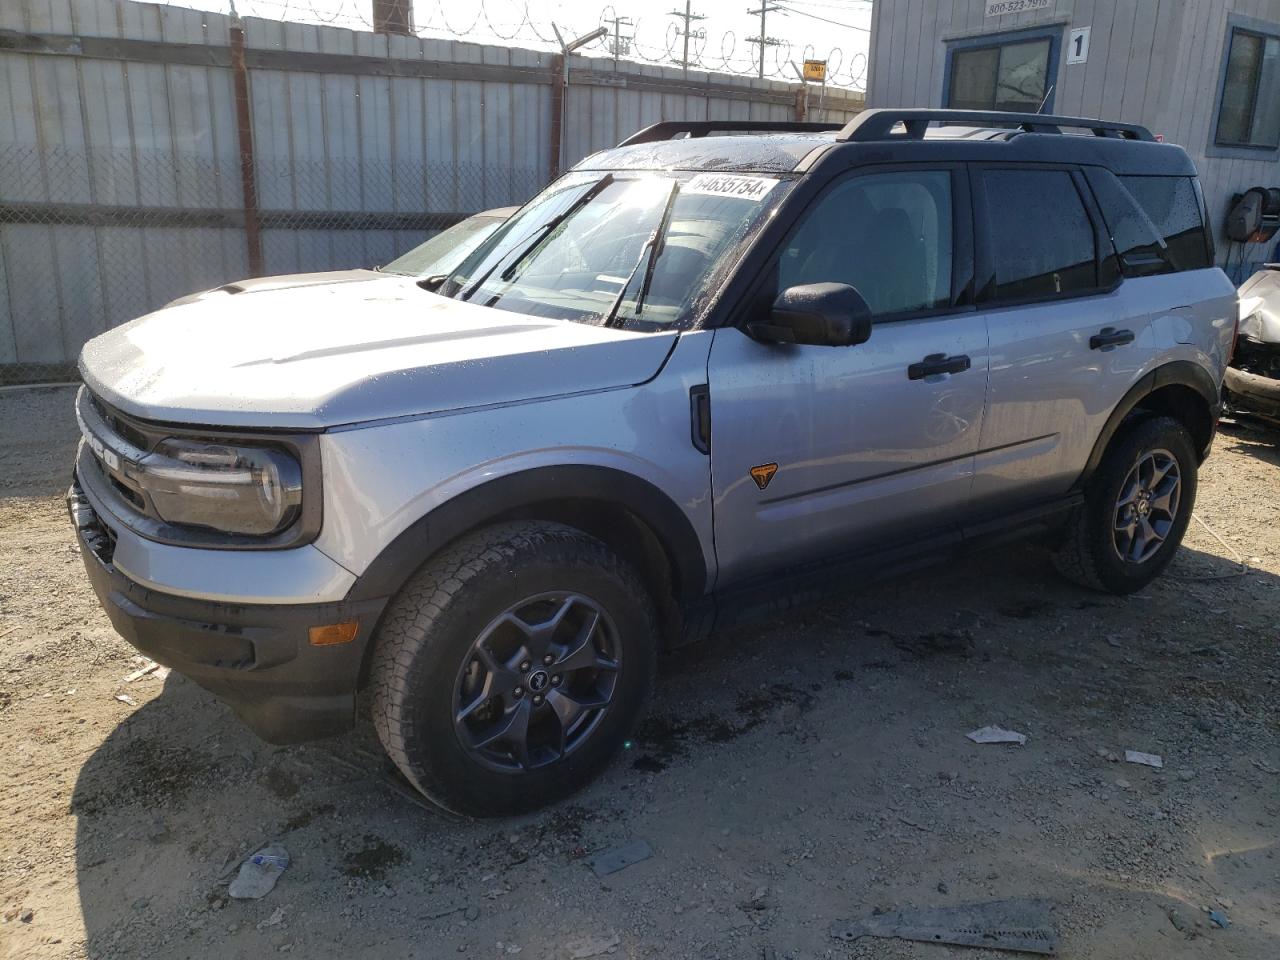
[163,0,868,88]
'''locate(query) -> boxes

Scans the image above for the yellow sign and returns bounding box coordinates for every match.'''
[802,59,827,82]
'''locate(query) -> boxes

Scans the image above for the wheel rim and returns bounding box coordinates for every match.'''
[1112,448,1181,564]
[452,592,621,773]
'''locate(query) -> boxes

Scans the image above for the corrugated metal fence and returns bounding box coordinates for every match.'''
[0,0,864,384]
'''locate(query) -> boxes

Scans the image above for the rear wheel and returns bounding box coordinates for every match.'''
[1054,416,1198,594]
[369,521,658,817]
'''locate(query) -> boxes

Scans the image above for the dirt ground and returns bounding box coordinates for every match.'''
[2,383,1278,960]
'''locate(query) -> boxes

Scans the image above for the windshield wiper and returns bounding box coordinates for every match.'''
[600,179,680,329]
[457,174,615,302]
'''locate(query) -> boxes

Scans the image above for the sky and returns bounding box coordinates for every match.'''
[158,0,873,88]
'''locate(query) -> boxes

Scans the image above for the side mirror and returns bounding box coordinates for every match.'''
[746,282,873,347]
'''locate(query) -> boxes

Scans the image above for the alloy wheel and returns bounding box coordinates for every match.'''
[1112,448,1181,564]
[452,592,621,773]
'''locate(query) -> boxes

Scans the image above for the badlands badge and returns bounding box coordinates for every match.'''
[750,463,778,490]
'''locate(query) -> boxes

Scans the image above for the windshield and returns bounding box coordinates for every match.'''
[442,171,790,330]
[382,215,505,278]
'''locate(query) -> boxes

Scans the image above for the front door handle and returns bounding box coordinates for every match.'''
[908,353,971,380]
[1090,327,1135,350]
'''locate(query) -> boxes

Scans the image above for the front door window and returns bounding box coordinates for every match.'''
[777,170,954,317]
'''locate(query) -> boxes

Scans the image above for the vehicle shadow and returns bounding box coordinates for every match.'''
[1217,417,1280,465]
[71,533,1280,958]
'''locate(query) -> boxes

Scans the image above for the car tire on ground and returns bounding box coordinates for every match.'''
[1053,415,1199,595]
[369,521,659,817]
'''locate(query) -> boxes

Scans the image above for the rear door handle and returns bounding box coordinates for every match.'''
[1090,327,1135,350]
[908,353,971,380]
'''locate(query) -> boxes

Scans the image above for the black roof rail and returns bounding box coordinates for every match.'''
[618,120,843,147]
[837,108,1156,142]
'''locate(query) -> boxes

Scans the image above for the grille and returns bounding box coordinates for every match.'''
[77,387,159,525]
[89,393,152,453]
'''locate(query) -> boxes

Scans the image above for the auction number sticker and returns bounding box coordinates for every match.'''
[985,0,1053,16]
[685,173,778,201]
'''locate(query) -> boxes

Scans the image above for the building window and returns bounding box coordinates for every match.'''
[946,31,1058,113]
[1215,27,1280,148]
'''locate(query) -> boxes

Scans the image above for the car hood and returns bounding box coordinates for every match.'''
[79,275,677,429]
[164,269,389,305]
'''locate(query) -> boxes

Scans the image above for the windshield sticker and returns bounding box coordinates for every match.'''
[684,173,778,202]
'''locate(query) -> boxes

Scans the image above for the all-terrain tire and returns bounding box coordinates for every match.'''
[1053,415,1198,594]
[369,521,659,817]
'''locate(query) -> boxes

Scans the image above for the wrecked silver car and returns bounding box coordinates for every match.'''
[1225,265,1280,425]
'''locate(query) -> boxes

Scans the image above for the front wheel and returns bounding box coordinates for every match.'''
[369,521,659,817]
[1054,415,1198,594]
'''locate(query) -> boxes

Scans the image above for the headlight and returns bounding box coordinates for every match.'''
[137,438,303,536]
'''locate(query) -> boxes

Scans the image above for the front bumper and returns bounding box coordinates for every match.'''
[1224,365,1280,419]
[69,480,387,743]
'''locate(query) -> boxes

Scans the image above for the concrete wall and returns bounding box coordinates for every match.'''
[867,0,1280,276]
[0,0,865,377]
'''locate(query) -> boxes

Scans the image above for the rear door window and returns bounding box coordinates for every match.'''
[1118,176,1211,271]
[982,169,1097,302]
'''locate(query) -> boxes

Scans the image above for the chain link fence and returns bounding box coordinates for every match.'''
[0,143,545,386]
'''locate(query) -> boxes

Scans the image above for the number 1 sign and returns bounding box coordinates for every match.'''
[1067,26,1091,64]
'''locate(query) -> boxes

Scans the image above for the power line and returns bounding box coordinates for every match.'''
[777,3,871,32]
[146,0,868,88]
[784,0,873,9]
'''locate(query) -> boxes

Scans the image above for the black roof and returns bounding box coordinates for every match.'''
[577,110,1198,178]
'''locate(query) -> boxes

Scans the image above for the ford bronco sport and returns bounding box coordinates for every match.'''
[69,109,1237,816]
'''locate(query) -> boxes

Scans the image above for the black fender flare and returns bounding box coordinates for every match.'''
[1076,360,1219,487]
[344,464,709,604]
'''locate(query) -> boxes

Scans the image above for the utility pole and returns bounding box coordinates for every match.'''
[746,2,781,79]
[603,14,633,63]
[669,1,706,75]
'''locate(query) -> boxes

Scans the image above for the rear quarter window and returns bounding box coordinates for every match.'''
[1118,176,1212,271]
[1082,168,1168,277]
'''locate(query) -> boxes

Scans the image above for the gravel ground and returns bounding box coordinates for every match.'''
[2,383,1278,960]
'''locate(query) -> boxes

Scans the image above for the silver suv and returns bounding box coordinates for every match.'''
[69,109,1237,816]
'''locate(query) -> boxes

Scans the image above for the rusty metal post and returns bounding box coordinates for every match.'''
[549,53,565,179]
[230,21,264,277]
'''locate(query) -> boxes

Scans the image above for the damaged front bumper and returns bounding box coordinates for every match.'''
[68,478,387,743]
[1224,364,1280,419]
[1229,268,1280,422]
